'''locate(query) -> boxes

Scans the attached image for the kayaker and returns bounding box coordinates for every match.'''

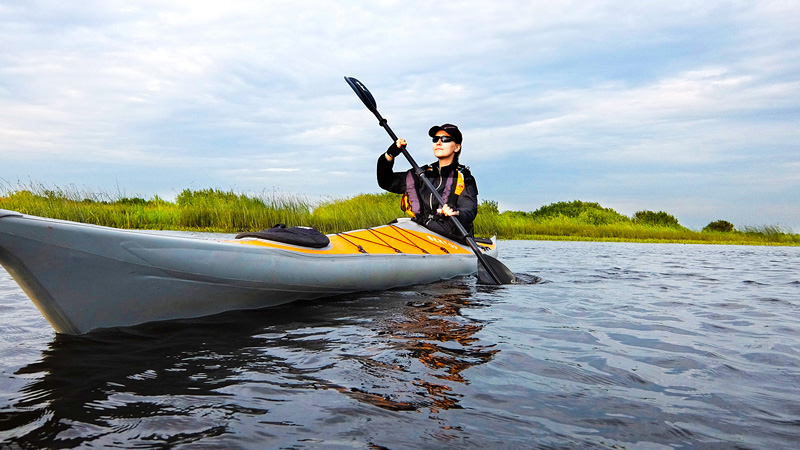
[377,123,478,241]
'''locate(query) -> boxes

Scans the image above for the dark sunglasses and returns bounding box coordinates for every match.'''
[431,136,455,143]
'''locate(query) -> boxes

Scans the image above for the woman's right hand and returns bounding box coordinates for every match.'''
[387,138,406,157]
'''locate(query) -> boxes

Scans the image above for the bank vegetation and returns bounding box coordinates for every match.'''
[1,186,797,246]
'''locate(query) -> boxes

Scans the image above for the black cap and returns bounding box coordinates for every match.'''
[428,123,462,144]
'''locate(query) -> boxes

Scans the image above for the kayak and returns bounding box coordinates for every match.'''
[0,209,498,334]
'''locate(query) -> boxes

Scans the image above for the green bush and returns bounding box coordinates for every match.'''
[632,210,683,229]
[703,220,735,233]
[526,200,630,226]
[115,197,147,206]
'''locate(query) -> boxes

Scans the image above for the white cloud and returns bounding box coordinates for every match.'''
[1,0,798,228]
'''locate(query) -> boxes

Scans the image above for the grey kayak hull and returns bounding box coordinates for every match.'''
[0,210,496,334]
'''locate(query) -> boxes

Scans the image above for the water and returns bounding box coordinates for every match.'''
[1,240,799,449]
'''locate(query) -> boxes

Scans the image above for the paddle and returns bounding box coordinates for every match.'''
[344,76,516,285]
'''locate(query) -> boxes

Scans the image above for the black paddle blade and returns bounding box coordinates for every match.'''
[344,76,378,113]
[477,255,517,285]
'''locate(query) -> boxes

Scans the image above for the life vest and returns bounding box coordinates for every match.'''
[400,165,466,219]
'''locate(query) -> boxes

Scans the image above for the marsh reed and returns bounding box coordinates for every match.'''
[1,185,797,245]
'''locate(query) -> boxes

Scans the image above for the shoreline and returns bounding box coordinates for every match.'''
[2,187,797,247]
[507,234,799,247]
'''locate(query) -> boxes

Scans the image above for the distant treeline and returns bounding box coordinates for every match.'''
[1,186,797,246]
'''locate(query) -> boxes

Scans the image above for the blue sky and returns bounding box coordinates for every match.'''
[1,1,798,231]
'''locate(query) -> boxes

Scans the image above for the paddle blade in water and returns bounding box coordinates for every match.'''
[477,255,517,285]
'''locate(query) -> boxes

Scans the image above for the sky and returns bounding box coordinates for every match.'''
[1,0,798,231]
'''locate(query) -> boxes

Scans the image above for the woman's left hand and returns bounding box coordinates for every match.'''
[437,205,459,217]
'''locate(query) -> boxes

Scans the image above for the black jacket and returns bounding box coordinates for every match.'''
[377,153,478,239]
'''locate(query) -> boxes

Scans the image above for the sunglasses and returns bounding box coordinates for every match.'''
[431,136,455,143]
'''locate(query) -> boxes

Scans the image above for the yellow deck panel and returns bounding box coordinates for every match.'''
[227,224,493,256]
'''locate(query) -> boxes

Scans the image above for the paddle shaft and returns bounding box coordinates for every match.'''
[372,114,504,285]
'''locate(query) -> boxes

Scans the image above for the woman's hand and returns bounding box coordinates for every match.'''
[387,138,407,158]
[437,205,459,217]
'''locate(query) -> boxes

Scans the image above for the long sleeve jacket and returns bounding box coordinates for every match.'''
[377,153,479,237]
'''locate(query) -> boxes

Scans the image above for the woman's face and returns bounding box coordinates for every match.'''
[432,131,461,165]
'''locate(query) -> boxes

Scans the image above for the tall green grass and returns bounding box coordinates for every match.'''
[174,189,312,231]
[1,185,797,245]
[0,185,312,232]
[309,192,403,233]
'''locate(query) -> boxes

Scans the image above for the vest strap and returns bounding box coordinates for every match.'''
[402,170,421,218]
[400,166,465,218]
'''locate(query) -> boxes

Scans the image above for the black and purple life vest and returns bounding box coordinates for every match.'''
[400,166,466,219]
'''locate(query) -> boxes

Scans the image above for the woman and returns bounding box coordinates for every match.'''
[377,123,478,241]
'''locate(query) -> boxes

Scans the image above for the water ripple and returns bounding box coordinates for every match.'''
[1,242,799,448]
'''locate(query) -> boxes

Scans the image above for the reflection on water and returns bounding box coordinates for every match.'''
[2,278,496,447]
[383,291,498,412]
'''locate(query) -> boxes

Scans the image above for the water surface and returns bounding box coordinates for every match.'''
[1,240,799,448]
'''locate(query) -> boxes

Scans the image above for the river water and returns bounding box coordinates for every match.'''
[1,240,799,449]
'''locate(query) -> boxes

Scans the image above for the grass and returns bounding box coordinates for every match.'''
[0,185,313,232]
[1,184,797,246]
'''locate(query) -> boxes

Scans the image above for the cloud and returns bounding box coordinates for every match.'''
[1,0,798,229]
